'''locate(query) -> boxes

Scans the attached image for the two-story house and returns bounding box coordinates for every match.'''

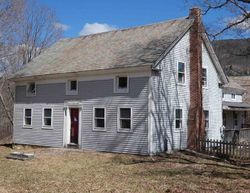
[10,8,227,155]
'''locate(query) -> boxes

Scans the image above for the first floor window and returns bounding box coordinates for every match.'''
[204,110,209,129]
[232,94,236,99]
[119,108,132,131]
[93,108,106,130]
[175,109,183,129]
[43,108,52,128]
[24,108,32,127]
[177,62,185,84]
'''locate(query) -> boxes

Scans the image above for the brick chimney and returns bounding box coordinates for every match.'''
[187,7,205,149]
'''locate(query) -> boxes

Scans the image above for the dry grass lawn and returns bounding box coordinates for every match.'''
[0,146,249,193]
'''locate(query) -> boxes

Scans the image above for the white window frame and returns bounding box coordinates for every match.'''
[114,76,129,93]
[26,82,36,97]
[174,108,183,130]
[92,107,106,131]
[117,107,133,132]
[177,61,186,85]
[231,93,236,100]
[204,110,209,130]
[42,107,53,129]
[66,80,78,95]
[202,67,208,88]
[23,108,33,128]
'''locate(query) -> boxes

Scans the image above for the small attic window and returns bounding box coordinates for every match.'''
[66,80,78,95]
[26,82,36,97]
[114,76,129,93]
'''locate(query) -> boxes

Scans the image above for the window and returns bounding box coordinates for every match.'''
[66,80,78,95]
[202,68,207,87]
[118,107,132,131]
[204,110,209,129]
[231,94,236,99]
[93,107,106,131]
[177,62,185,84]
[233,111,238,127]
[114,76,129,93]
[175,109,183,129]
[222,93,225,98]
[26,82,36,96]
[23,108,32,127]
[43,108,52,128]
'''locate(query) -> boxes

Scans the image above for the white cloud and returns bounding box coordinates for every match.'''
[54,22,70,31]
[79,22,117,36]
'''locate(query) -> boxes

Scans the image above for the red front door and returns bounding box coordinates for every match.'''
[70,108,79,144]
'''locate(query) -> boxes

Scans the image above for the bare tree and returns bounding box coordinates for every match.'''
[186,0,250,39]
[0,0,63,143]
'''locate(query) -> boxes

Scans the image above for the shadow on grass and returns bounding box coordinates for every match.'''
[111,152,250,180]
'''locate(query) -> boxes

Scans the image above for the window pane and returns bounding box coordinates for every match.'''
[202,68,207,86]
[178,73,184,83]
[28,83,36,93]
[120,119,131,129]
[44,109,52,117]
[120,108,131,118]
[44,118,51,126]
[25,118,31,125]
[95,108,104,118]
[204,111,209,119]
[118,77,127,88]
[25,109,31,117]
[178,62,185,73]
[70,80,77,90]
[95,119,104,128]
[175,109,182,119]
[175,120,182,129]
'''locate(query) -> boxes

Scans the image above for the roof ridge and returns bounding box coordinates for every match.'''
[60,16,190,41]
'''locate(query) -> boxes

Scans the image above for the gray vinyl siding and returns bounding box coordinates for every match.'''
[150,32,190,153]
[14,77,149,155]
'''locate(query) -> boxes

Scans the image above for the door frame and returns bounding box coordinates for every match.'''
[63,101,82,148]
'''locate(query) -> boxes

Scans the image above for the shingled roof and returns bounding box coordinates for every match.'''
[12,18,194,80]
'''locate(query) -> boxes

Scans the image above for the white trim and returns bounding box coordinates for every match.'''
[13,65,151,84]
[176,61,186,85]
[63,104,82,147]
[23,108,33,129]
[117,106,133,133]
[92,106,107,132]
[148,75,154,155]
[66,79,78,95]
[42,107,53,129]
[113,76,129,93]
[26,82,36,97]
[174,107,183,131]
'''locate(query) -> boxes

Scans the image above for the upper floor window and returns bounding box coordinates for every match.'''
[26,82,36,96]
[23,108,32,128]
[93,107,106,131]
[231,94,236,99]
[177,62,185,84]
[114,76,129,93]
[66,80,78,95]
[43,108,53,129]
[175,108,183,129]
[204,110,209,129]
[118,107,132,132]
[202,68,207,87]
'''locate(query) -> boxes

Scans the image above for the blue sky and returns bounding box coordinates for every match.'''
[39,0,227,38]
